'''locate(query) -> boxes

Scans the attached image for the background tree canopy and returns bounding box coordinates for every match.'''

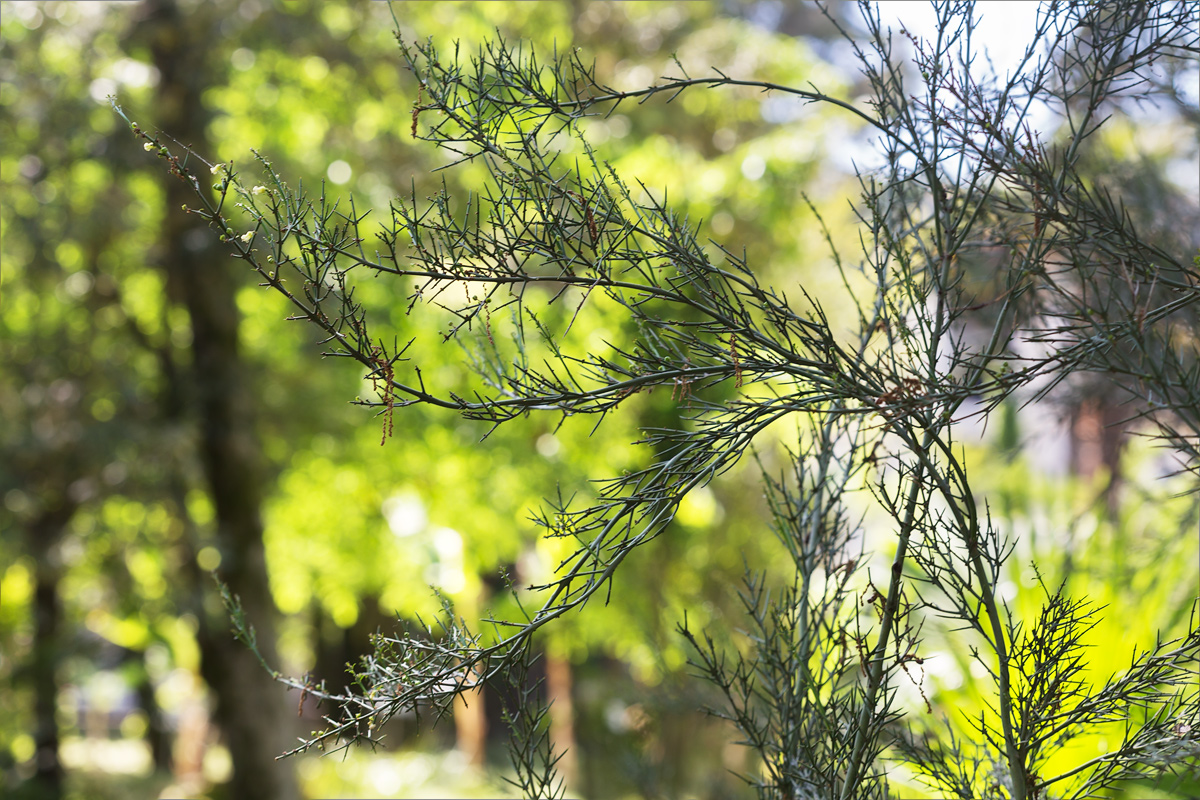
[3,2,1198,799]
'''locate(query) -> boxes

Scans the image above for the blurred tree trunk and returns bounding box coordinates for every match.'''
[454,685,488,768]
[454,588,487,767]
[1070,393,1128,515]
[28,502,75,800]
[130,1,299,798]
[545,651,578,789]
[134,659,172,772]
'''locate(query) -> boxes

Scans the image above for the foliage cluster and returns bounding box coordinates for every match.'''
[4,3,852,797]
[117,1,1200,798]
[5,0,1199,798]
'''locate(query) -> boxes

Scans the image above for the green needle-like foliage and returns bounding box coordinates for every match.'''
[116,1,1199,797]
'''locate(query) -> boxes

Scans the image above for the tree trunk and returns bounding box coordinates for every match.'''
[135,658,172,772]
[454,683,488,768]
[545,651,578,790]
[28,503,75,800]
[1070,394,1127,516]
[133,2,299,797]
[453,587,488,767]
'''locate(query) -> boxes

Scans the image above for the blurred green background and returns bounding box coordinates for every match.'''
[2,1,1196,799]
